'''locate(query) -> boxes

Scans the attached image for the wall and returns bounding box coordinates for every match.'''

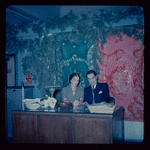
[97,30,144,122]
[96,26,144,142]
[16,51,41,98]
[124,121,144,143]
[15,26,74,98]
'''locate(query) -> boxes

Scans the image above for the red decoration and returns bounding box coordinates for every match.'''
[25,73,32,84]
[97,33,144,122]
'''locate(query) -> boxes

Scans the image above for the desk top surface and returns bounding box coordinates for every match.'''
[12,105,124,117]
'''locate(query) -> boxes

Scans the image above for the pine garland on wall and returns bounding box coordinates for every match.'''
[6,7,144,97]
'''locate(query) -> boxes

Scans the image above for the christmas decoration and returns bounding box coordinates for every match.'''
[25,73,32,84]
[6,7,144,98]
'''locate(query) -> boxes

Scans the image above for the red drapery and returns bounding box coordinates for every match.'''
[97,30,144,122]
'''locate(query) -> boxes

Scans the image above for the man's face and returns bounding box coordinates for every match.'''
[87,73,97,86]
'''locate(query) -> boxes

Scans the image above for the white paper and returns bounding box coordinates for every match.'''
[88,104,116,114]
[47,97,57,108]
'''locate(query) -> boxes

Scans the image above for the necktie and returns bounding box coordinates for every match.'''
[92,85,95,104]
[92,85,95,92]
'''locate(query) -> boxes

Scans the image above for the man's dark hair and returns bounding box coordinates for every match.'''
[86,70,97,78]
[69,72,80,86]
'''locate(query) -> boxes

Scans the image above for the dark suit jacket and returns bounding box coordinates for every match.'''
[84,82,109,104]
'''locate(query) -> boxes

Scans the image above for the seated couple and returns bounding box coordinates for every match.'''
[62,70,115,107]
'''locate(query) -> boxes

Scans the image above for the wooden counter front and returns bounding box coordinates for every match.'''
[12,106,124,144]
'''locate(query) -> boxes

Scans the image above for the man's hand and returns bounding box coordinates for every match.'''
[82,101,89,106]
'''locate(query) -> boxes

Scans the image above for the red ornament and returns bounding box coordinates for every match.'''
[25,73,32,84]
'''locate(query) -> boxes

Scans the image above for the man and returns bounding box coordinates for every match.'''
[84,70,112,105]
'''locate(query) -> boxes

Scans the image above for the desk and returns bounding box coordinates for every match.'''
[12,106,124,144]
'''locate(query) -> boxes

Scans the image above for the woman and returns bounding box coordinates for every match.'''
[61,73,84,107]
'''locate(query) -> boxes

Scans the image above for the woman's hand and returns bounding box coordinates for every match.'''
[79,98,83,102]
[63,98,68,102]
[79,98,88,106]
[73,100,80,107]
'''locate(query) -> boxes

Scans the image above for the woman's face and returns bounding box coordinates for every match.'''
[71,76,79,87]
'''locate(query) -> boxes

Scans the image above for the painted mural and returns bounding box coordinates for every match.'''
[97,27,144,122]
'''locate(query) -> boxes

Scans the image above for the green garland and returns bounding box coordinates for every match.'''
[6,7,144,96]
[6,7,143,53]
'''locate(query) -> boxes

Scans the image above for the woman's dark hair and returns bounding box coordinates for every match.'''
[86,70,97,78]
[69,73,80,86]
